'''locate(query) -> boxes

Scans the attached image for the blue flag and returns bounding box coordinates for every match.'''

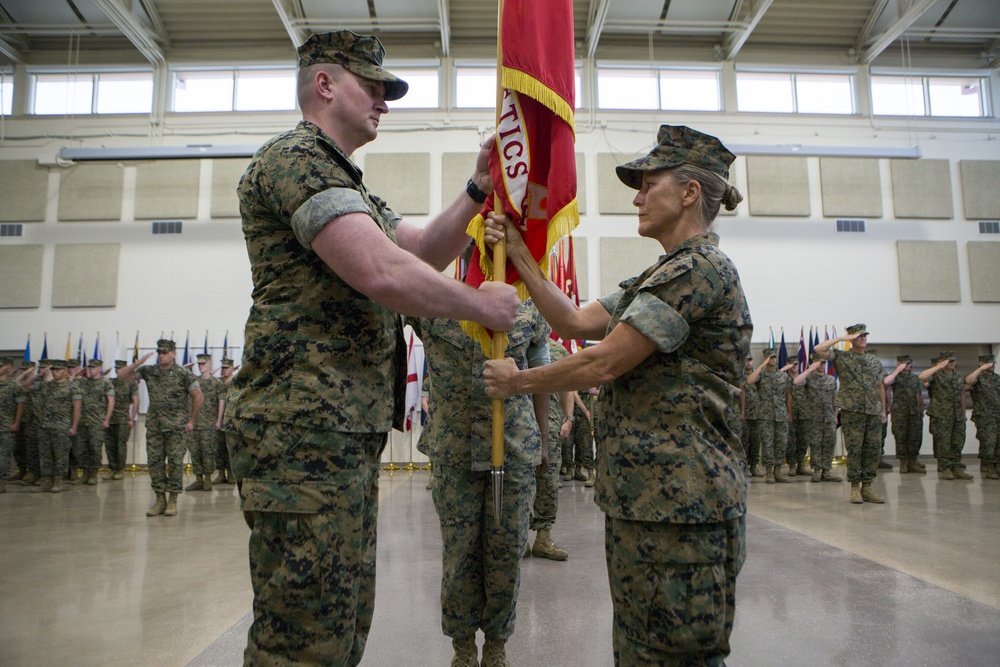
[777,329,788,368]
[182,332,190,366]
[24,335,31,363]
[40,333,48,361]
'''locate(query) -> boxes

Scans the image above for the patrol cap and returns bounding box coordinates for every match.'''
[846,323,868,336]
[896,354,912,363]
[196,353,212,363]
[762,347,778,358]
[50,359,68,369]
[87,358,103,368]
[0,356,14,366]
[616,125,736,190]
[156,339,176,353]
[297,30,408,101]
[220,358,234,368]
[980,354,996,364]
[114,360,127,369]
[810,353,825,363]
[940,350,956,361]
[67,358,81,367]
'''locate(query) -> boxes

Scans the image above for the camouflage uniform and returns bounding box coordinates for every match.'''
[756,368,790,468]
[890,371,924,463]
[76,371,114,474]
[22,371,42,479]
[107,372,138,473]
[969,366,1000,473]
[533,338,568,532]
[134,364,200,494]
[742,378,761,472]
[595,232,752,667]
[189,372,223,478]
[0,374,27,482]
[828,348,884,483]
[565,390,595,476]
[223,32,410,666]
[214,360,235,482]
[802,373,838,473]
[35,375,82,478]
[410,303,548,644]
[787,379,808,468]
[926,369,967,472]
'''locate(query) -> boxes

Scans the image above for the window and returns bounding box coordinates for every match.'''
[234,69,296,111]
[737,71,854,114]
[597,67,720,111]
[31,71,153,115]
[387,68,440,109]
[1,73,12,115]
[456,65,583,110]
[173,71,235,112]
[871,74,989,117]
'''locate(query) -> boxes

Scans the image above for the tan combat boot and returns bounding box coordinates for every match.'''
[185,475,204,492]
[986,464,1000,480]
[849,482,862,504]
[860,482,884,503]
[50,478,64,493]
[73,469,89,485]
[21,471,38,486]
[146,493,167,516]
[164,492,178,516]
[211,470,226,485]
[450,636,478,667]
[822,469,843,482]
[572,465,587,482]
[481,637,510,667]
[811,468,823,482]
[34,476,54,493]
[940,467,955,480]
[910,458,926,472]
[531,529,569,561]
[952,467,974,480]
[202,474,212,492]
[899,459,910,473]
[773,465,790,483]
[765,466,775,484]
[86,469,98,485]
[797,462,812,476]
[584,468,596,488]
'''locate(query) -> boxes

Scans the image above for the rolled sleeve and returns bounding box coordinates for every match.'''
[598,289,624,316]
[291,187,372,249]
[619,291,690,354]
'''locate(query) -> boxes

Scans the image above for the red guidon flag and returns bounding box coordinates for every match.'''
[462,0,579,353]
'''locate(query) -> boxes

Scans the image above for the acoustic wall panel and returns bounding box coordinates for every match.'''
[52,243,121,307]
[599,237,664,298]
[364,153,429,215]
[598,152,643,215]
[211,158,252,218]
[0,161,48,222]
[890,159,953,219]
[896,240,960,302]
[58,164,124,221]
[820,158,883,218]
[134,160,200,220]
[746,156,810,217]
[0,245,43,308]
[570,236,588,303]
[959,160,1000,220]
[968,242,1000,303]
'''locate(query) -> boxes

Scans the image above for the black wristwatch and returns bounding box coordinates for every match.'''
[466,178,488,204]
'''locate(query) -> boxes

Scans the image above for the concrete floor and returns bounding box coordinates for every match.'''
[2,457,999,667]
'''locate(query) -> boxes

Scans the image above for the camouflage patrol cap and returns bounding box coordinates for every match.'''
[156,339,176,353]
[980,354,995,364]
[616,125,736,190]
[196,353,212,363]
[0,356,14,366]
[114,360,127,368]
[762,347,778,358]
[297,30,408,101]
[940,350,956,361]
[220,358,234,368]
[67,358,81,367]
[845,323,868,336]
[809,353,825,363]
[896,354,912,363]
[87,358,103,368]
[51,359,69,369]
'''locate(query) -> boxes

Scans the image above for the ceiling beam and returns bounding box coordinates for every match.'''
[723,0,774,61]
[93,0,164,65]
[437,0,451,56]
[855,0,890,52]
[0,34,24,63]
[271,0,310,48]
[860,0,938,65]
[585,0,612,58]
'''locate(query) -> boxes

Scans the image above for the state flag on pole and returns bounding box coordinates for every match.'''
[40,333,48,361]
[797,326,806,372]
[65,332,72,361]
[462,0,579,353]
[132,332,140,363]
[24,335,30,363]
[403,328,425,432]
[548,237,580,353]
[93,333,102,363]
[182,332,190,366]
[111,333,121,378]
[777,329,788,368]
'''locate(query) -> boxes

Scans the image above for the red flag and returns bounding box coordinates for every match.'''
[403,330,425,432]
[462,0,579,352]
[548,237,580,353]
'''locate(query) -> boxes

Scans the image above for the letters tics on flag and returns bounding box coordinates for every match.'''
[462,0,579,353]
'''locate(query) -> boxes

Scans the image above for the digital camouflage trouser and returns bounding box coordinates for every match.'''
[841,411,882,483]
[146,429,187,494]
[606,515,746,667]
[974,420,998,466]
[758,419,788,467]
[531,423,563,531]
[930,416,966,470]
[228,425,386,667]
[802,420,836,471]
[891,413,923,461]
[105,422,131,471]
[187,428,216,477]
[433,462,534,641]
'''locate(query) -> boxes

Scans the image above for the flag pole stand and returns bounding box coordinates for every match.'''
[382,433,400,471]
[127,418,140,474]
[402,426,417,471]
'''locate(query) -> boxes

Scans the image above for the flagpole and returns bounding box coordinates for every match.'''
[490,0,508,527]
